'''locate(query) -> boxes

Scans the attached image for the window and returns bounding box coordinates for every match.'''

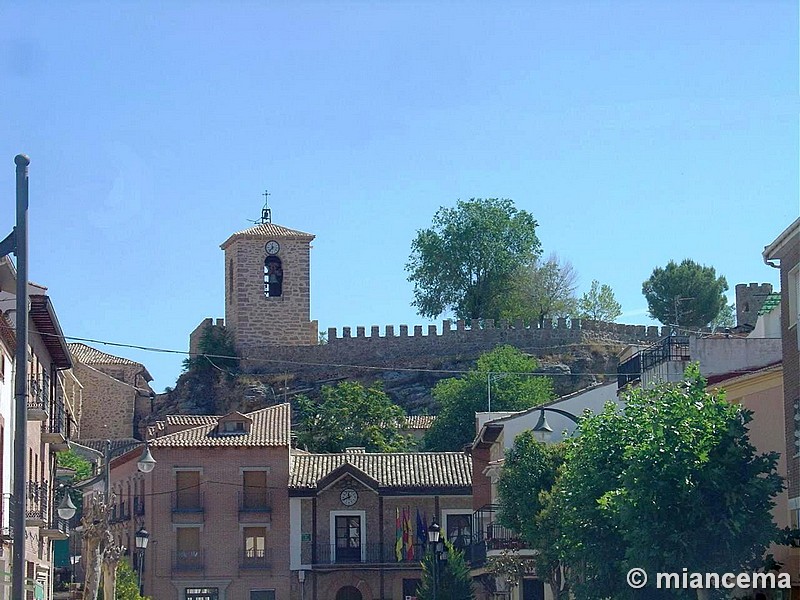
[250,592,275,600]
[264,256,283,297]
[222,421,246,434]
[243,526,267,563]
[186,588,219,600]
[444,513,472,551]
[242,470,269,510]
[175,470,201,511]
[176,526,203,571]
[335,515,362,563]
[789,265,798,329]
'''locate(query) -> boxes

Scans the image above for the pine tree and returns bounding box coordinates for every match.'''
[416,541,475,600]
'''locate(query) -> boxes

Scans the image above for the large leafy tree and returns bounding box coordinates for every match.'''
[557,365,783,600]
[423,346,552,451]
[295,381,409,453]
[502,254,579,326]
[641,259,728,328]
[407,198,541,321]
[416,541,475,600]
[578,279,622,322]
[497,433,568,599]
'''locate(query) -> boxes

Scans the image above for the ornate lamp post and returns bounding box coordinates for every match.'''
[427,521,441,600]
[135,527,149,595]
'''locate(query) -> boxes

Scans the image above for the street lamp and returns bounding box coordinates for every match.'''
[56,490,77,521]
[531,407,581,443]
[136,446,156,474]
[135,527,149,594]
[427,521,441,600]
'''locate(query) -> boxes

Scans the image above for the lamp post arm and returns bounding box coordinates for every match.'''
[540,407,581,424]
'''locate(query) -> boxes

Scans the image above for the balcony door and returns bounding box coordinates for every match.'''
[334,515,362,563]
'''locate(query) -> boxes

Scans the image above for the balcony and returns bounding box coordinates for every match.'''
[43,394,69,449]
[238,490,272,517]
[313,542,426,566]
[28,376,49,421]
[109,501,131,524]
[1,493,16,540]
[470,505,531,567]
[172,549,205,574]
[617,335,690,389]
[25,481,48,527]
[172,492,204,523]
[240,548,273,570]
[41,517,70,540]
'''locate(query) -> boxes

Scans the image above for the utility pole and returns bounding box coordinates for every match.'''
[11,155,30,600]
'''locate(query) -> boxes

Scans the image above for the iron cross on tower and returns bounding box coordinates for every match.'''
[261,190,272,224]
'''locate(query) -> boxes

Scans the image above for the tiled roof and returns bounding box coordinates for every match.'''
[165,414,219,426]
[220,223,315,249]
[289,452,472,490]
[150,403,291,448]
[78,438,143,455]
[404,415,436,430]
[69,343,141,367]
[147,420,166,438]
[758,292,781,316]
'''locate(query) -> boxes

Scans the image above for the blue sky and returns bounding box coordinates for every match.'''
[1,1,797,390]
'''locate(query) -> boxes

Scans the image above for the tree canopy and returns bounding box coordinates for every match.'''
[642,259,728,328]
[554,365,783,599]
[578,279,622,322]
[416,540,475,600]
[295,381,410,453]
[406,198,541,321]
[501,254,579,326]
[423,345,552,451]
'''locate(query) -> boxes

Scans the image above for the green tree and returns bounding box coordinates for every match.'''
[558,365,783,600]
[502,254,579,326]
[710,301,735,330]
[642,259,728,328]
[497,433,568,599]
[406,198,541,321]
[295,381,409,453]
[182,324,239,374]
[57,450,94,482]
[416,541,475,600]
[99,560,149,600]
[423,346,552,451]
[578,279,622,322]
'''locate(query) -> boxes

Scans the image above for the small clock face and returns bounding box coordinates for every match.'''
[265,240,280,255]
[340,488,358,506]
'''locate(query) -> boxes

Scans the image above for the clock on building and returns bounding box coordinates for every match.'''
[265,240,280,255]
[340,488,358,506]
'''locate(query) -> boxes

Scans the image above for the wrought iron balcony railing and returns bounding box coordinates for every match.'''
[172,491,205,514]
[133,497,145,516]
[238,490,272,514]
[240,548,273,570]
[25,481,49,524]
[172,549,205,573]
[313,542,426,565]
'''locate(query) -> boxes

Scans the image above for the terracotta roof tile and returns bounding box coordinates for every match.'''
[289,452,471,490]
[221,223,315,249]
[165,415,219,426]
[150,403,291,448]
[69,343,141,367]
[404,415,436,430]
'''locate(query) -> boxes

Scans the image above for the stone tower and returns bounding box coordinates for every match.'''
[220,221,318,353]
[735,282,774,329]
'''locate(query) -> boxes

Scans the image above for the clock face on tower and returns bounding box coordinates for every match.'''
[340,488,358,506]
[265,240,280,255]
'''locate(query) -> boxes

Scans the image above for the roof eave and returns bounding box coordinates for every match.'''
[763,217,800,264]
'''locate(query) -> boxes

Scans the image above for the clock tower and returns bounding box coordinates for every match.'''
[220,210,317,353]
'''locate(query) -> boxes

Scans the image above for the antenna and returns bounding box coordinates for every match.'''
[261,190,272,224]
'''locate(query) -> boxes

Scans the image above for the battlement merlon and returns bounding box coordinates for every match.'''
[325,319,671,343]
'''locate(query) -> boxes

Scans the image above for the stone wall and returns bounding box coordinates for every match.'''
[735,282,774,328]
[75,362,153,440]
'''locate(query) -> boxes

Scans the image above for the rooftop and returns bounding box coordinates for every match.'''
[69,343,152,380]
[220,222,315,249]
[289,451,472,491]
[150,403,291,448]
[758,292,781,316]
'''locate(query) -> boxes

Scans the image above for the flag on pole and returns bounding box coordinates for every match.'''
[403,507,414,560]
[416,508,427,547]
[395,507,403,561]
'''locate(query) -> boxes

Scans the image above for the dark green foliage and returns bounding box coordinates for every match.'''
[578,279,622,322]
[57,450,94,482]
[182,325,239,374]
[497,434,568,599]
[557,365,783,599]
[416,541,475,600]
[501,254,579,327]
[642,259,729,327]
[407,198,541,321]
[423,346,552,451]
[295,381,410,453]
